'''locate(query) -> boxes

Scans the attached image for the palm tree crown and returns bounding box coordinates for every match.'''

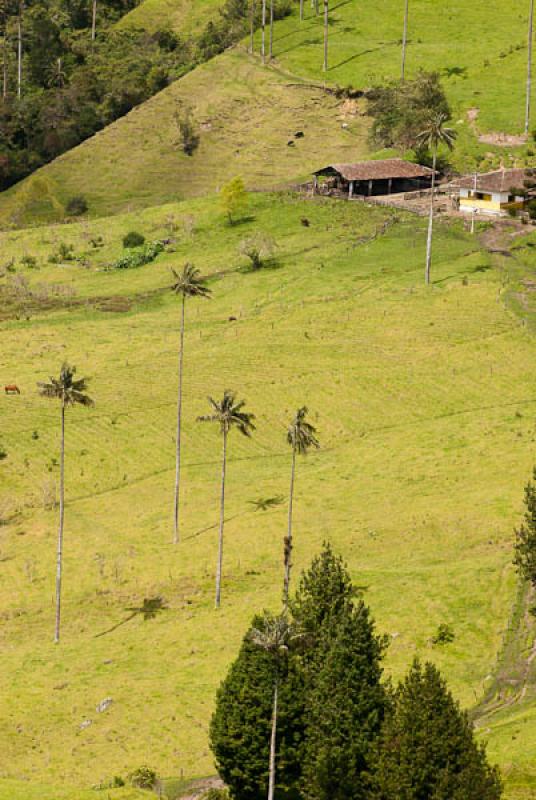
[199,390,256,437]
[287,406,319,455]
[171,262,211,300]
[250,613,295,655]
[38,363,94,407]
[417,111,457,153]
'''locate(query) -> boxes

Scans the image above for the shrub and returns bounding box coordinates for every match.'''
[203,790,229,800]
[527,199,536,220]
[122,231,146,248]
[66,196,88,216]
[48,243,75,263]
[174,106,200,156]
[109,240,164,270]
[238,232,276,270]
[127,766,157,789]
[507,206,518,218]
[431,622,455,645]
[20,254,38,269]
[0,445,7,461]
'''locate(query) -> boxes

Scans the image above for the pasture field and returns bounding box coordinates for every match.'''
[2,0,535,225]
[1,192,536,798]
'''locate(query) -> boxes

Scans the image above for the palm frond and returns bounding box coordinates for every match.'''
[37,362,94,408]
[171,263,211,299]
[287,406,320,455]
[198,390,255,437]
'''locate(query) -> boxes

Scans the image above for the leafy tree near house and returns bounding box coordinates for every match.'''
[513,466,536,593]
[221,176,248,225]
[371,660,502,800]
[198,390,255,608]
[417,111,457,285]
[368,72,451,151]
[38,362,94,643]
[171,263,211,545]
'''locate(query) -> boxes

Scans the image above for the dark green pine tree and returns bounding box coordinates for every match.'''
[301,599,388,800]
[513,466,536,590]
[209,615,306,800]
[371,660,502,800]
[291,541,356,634]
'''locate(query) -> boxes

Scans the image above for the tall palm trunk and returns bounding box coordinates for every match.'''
[401,0,409,81]
[425,149,437,286]
[215,428,228,608]
[261,0,266,63]
[283,444,296,606]
[526,0,534,135]
[173,294,186,545]
[91,0,97,42]
[323,0,328,72]
[249,0,257,53]
[269,0,274,59]
[267,678,278,800]
[2,31,7,100]
[54,400,65,643]
[16,10,21,99]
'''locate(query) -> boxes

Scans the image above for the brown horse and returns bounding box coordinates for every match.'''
[4,385,20,395]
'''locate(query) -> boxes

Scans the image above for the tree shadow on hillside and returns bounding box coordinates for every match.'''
[95,595,168,638]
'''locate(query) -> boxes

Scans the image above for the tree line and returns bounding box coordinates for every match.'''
[211,544,503,800]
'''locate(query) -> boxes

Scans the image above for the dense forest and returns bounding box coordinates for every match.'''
[0,0,290,190]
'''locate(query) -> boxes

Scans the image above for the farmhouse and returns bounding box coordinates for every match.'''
[456,168,535,216]
[312,159,436,198]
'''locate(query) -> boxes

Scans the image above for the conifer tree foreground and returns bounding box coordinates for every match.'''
[513,466,536,591]
[210,544,387,800]
[371,660,502,800]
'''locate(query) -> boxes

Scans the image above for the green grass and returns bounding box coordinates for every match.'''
[1,192,536,797]
[117,0,224,35]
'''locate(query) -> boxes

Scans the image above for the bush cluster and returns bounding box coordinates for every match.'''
[109,240,164,270]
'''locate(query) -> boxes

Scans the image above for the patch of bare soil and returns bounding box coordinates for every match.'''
[175,777,225,800]
[466,107,528,147]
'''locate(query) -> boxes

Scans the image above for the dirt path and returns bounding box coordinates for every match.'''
[473,585,536,727]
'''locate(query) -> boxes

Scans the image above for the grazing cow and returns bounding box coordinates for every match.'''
[4,385,20,395]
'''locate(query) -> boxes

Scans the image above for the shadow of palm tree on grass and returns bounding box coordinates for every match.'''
[95,595,168,638]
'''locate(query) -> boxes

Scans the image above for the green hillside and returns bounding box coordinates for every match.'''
[117,0,224,35]
[1,0,535,225]
[1,191,536,798]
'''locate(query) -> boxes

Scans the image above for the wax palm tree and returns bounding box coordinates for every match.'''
[171,264,211,545]
[526,0,534,135]
[401,0,409,80]
[261,0,266,63]
[38,363,94,643]
[417,112,457,285]
[283,407,319,606]
[269,0,274,59]
[323,0,328,72]
[249,0,257,53]
[198,391,255,608]
[250,613,294,800]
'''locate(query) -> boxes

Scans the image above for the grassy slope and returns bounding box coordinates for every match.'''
[0,48,367,225]
[1,193,536,797]
[117,0,224,35]
[2,0,535,225]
